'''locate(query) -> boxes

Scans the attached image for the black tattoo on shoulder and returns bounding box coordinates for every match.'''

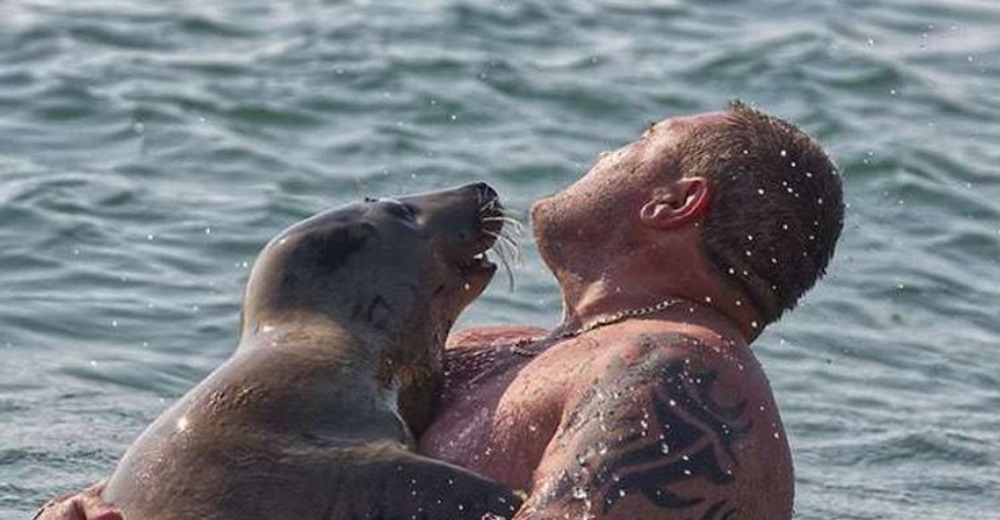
[546,333,752,518]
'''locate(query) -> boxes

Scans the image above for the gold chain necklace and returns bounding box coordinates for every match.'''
[509,298,682,357]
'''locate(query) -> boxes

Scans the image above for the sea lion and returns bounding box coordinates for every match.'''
[100,183,521,520]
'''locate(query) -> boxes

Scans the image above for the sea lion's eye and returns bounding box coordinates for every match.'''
[385,201,418,221]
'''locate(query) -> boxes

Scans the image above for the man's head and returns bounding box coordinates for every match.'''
[532,102,843,328]
[680,101,843,323]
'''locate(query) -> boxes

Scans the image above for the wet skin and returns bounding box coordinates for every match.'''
[36,114,800,519]
[36,183,524,520]
[423,316,793,520]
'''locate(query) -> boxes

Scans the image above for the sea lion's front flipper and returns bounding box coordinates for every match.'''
[327,444,522,520]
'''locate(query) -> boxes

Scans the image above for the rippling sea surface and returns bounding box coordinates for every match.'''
[2,0,998,518]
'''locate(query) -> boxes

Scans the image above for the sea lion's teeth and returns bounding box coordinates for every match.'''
[473,253,485,260]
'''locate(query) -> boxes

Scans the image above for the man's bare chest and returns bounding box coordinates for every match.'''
[418,341,582,491]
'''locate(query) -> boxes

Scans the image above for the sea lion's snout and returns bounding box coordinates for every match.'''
[395,182,509,283]
[460,182,504,277]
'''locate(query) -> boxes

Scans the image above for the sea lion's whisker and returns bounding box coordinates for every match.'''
[500,234,523,264]
[497,249,515,290]
[485,230,523,268]
[485,229,519,272]
[482,216,524,234]
[478,198,500,214]
[485,229,519,251]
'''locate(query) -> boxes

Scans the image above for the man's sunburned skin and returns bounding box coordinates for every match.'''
[535,334,752,518]
[422,317,793,520]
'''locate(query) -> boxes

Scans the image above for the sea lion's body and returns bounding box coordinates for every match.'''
[102,184,520,520]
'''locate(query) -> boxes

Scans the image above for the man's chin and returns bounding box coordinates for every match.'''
[528,195,551,222]
[529,197,555,245]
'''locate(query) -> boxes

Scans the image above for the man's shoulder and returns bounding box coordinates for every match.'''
[530,327,791,519]
[596,328,748,381]
[446,325,548,350]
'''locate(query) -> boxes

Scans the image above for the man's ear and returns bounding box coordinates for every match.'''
[639,176,710,229]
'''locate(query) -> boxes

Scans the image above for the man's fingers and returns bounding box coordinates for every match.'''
[32,480,120,520]
[31,499,82,520]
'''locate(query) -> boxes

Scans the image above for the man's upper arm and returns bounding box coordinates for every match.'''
[517,334,753,519]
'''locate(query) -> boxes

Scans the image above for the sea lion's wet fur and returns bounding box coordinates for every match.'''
[102,184,520,520]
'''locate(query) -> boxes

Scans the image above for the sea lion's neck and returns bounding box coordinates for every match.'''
[234,313,443,444]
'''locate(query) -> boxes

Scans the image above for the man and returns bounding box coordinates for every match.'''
[36,102,843,519]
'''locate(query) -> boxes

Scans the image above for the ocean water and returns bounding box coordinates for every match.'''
[1,0,998,518]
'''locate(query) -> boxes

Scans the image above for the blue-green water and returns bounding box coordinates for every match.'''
[2,1,999,518]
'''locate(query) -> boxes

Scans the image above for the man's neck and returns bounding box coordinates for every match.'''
[554,267,762,344]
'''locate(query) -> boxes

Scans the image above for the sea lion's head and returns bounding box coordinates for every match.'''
[240,183,507,432]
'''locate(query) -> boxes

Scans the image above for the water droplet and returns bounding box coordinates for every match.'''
[747,234,754,241]
[866,37,875,46]
[146,234,155,241]
[111,320,118,328]
[779,149,787,157]
[132,122,145,134]
[751,321,759,329]
[757,188,765,195]
[204,227,212,235]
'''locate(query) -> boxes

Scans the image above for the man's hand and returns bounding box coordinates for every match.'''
[32,480,121,520]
